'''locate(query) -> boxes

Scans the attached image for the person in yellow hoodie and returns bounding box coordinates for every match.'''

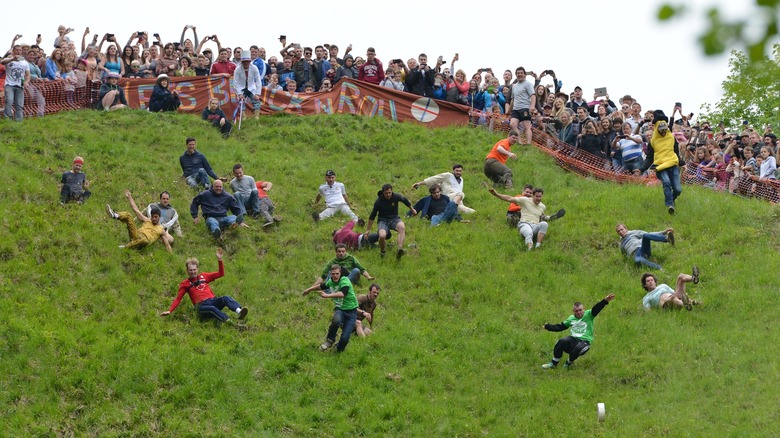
[641,111,682,214]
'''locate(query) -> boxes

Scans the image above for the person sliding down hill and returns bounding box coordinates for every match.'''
[541,294,615,369]
[488,187,565,251]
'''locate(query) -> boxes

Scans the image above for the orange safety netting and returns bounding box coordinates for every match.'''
[468,109,780,203]
[1,80,102,117]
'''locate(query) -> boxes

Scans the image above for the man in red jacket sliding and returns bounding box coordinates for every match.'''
[160,248,248,322]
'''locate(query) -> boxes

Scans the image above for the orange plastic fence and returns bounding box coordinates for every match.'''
[468,109,779,203]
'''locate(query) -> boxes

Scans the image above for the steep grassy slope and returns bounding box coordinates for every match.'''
[1,111,778,436]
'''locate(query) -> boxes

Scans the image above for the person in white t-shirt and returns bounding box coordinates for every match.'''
[313,170,359,223]
[488,187,565,250]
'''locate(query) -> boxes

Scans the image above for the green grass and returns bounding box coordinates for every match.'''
[1,111,779,436]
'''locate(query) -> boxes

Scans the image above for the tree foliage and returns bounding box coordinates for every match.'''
[698,44,780,131]
[658,1,780,62]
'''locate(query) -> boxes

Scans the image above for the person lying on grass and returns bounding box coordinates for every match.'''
[641,267,701,311]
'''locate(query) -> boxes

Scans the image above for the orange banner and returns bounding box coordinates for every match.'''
[118,76,470,127]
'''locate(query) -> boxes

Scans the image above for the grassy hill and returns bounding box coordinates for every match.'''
[1,111,779,436]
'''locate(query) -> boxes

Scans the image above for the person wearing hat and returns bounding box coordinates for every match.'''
[60,156,91,204]
[565,86,588,114]
[149,73,180,112]
[233,50,263,119]
[97,72,127,111]
[313,170,359,223]
[640,111,682,214]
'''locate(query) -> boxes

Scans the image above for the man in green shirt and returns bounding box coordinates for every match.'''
[303,264,359,352]
[307,243,374,289]
[541,293,615,369]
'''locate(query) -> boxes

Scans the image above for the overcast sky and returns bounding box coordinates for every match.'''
[4,0,764,120]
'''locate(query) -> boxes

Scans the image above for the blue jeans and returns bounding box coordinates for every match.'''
[633,232,669,270]
[326,308,358,352]
[430,201,459,226]
[4,85,24,121]
[196,296,241,322]
[205,215,237,236]
[656,166,682,207]
[235,190,261,217]
[186,168,211,189]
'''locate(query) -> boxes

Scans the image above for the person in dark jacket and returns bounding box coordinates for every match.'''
[97,72,127,111]
[365,184,416,259]
[179,137,219,190]
[190,179,246,239]
[405,54,437,97]
[149,73,180,112]
[201,98,232,138]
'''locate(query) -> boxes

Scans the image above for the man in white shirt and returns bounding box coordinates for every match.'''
[412,164,475,214]
[313,170,359,223]
[488,187,565,250]
[233,51,263,119]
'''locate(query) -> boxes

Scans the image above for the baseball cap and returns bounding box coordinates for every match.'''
[325,170,336,177]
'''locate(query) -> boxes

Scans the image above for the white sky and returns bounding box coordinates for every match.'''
[4,0,766,119]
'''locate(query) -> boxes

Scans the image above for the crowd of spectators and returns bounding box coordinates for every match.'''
[2,24,777,200]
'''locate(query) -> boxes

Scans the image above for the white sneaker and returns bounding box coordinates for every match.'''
[105,204,118,219]
[320,340,334,351]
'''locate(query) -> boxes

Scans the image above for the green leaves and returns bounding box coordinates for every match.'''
[658,0,780,62]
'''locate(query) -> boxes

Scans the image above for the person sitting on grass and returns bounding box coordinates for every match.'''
[106,189,172,253]
[409,184,470,226]
[641,267,700,311]
[60,156,91,204]
[201,98,232,138]
[487,187,566,250]
[180,137,219,191]
[615,224,674,270]
[332,219,379,251]
[190,179,247,240]
[254,179,282,229]
[149,74,180,112]
[541,293,615,369]
[160,248,249,323]
[302,264,359,353]
[97,72,127,111]
[355,283,380,337]
[146,191,182,237]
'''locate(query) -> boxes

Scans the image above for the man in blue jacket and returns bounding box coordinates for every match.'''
[180,137,219,190]
[190,179,247,239]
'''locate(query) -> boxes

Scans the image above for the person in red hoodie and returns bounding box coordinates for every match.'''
[160,248,248,322]
[357,47,384,85]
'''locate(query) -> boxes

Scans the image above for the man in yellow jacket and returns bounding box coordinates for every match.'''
[641,111,682,214]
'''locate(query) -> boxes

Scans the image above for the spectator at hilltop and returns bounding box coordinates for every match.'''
[357,47,384,85]
[209,48,235,77]
[201,98,232,138]
[148,74,180,112]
